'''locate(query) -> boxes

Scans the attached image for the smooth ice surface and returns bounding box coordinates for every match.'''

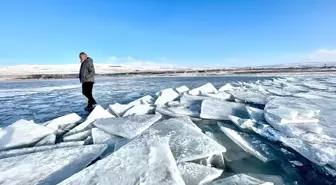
[208,174,273,185]
[218,123,277,163]
[176,85,190,94]
[94,114,162,139]
[65,105,114,136]
[123,103,155,116]
[167,107,200,117]
[155,88,180,105]
[62,130,92,142]
[0,141,85,159]
[189,83,218,95]
[246,106,265,122]
[46,113,82,130]
[0,145,107,185]
[0,120,54,151]
[200,99,248,120]
[59,140,186,185]
[35,134,56,146]
[108,103,134,117]
[228,91,270,105]
[204,92,232,101]
[178,162,223,185]
[148,118,226,162]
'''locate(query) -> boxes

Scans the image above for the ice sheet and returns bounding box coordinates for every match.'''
[156,106,183,118]
[218,122,277,163]
[218,83,234,92]
[189,83,219,95]
[108,103,134,117]
[0,145,107,185]
[62,130,92,142]
[228,91,270,105]
[147,117,226,162]
[94,114,162,139]
[46,113,82,130]
[204,92,232,101]
[208,174,273,185]
[58,139,186,185]
[228,115,255,132]
[65,105,114,136]
[92,128,121,157]
[180,93,209,107]
[167,107,200,117]
[0,120,54,151]
[123,103,155,116]
[200,99,248,120]
[35,134,56,146]
[178,162,223,185]
[246,106,265,122]
[155,88,180,105]
[176,85,190,94]
[128,95,155,106]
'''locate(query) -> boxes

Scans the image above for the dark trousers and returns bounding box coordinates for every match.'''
[82,82,97,107]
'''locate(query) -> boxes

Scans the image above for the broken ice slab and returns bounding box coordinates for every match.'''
[200,98,248,120]
[35,134,56,146]
[123,103,155,116]
[147,117,226,162]
[167,107,200,117]
[207,174,273,185]
[250,122,283,143]
[178,162,223,185]
[227,90,270,105]
[218,83,234,92]
[246,106,265,122]
[221,173,285,185]
[0,119,54,151]
[281,137,336,167]
[62,130,92,142]
[204,91,232,101]
[92,128,121,157]
[94,114,162,139]
[228,115,255,132]
[303,81,328,90]
[189,83,219,95]
[46,113,82,130]
[267,87,294,96]
[108,103,134,117]
[174,116,202,132]
[58,139,186,185]
[191,152,225,169]
[64,105,114,136]
[176,85,190,94]
[155,88,180,105]
[180,92,209,107]
[0,145,106,185]
[218,122,278,163]
[83,136,93,145]
[156,106,183,118]
[113,137,130,152]
[167,101,184,107]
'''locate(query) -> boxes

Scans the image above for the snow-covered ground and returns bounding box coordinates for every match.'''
[0,75,335,184]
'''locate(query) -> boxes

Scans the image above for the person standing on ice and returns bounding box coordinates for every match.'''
[79,52,97,111]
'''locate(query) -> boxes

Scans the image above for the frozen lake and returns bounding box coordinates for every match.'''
[0,76,273,126]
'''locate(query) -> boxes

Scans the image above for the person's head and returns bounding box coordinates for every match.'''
[79,52,88,62]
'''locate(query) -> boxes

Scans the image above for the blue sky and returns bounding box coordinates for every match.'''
[0,0,335,67]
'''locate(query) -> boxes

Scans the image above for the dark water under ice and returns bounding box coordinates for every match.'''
[0,76,273,126]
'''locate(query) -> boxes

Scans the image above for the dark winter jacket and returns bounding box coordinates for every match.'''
[79,57,95,83]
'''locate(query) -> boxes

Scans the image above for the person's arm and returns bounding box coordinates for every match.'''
[85,58,95,80]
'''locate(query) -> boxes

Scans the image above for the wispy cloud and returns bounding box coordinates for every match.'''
[103,56,175,68]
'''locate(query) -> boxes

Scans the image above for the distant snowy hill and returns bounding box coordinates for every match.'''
[259,61,336,68]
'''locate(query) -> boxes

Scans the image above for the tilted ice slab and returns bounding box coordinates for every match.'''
[94,114,162,139]
[123,103,155,116]
[218,122,277,163]
[62,129,92,142]
[0,145,107,185]
[58,139,185,185]
[0,141,85,159]
[129,95,155,106]
[189,83,218,96]
[148,117,226,162]
[0,119,54,151]
[218,83,234,92]
[108,103,134,117]
[174,116,202,132]
[65,105,114,136]
[176,85,190,94]
[156,106,183,118]
[92,128,121,157]
[208,174,273,185]
[180,93,209,107]
[178,162,223,185]
[200,98,248,120]
[246,106,265,122]
[46,113,82,130]
[168,107,200,117]
[155,88,180,106]
[228,115,255,132]
[204,92,232,101]
[35,134,56,146]
[227,91,270,105]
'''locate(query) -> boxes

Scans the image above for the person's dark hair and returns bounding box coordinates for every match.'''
[79,52,87,57]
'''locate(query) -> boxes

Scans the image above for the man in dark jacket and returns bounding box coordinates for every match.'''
[79,52,97,110]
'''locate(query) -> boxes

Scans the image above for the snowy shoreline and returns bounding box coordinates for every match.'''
[0,76,335,184]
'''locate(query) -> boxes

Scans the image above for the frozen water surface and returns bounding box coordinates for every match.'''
[208,174,273,185]
[201,98,248,120]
